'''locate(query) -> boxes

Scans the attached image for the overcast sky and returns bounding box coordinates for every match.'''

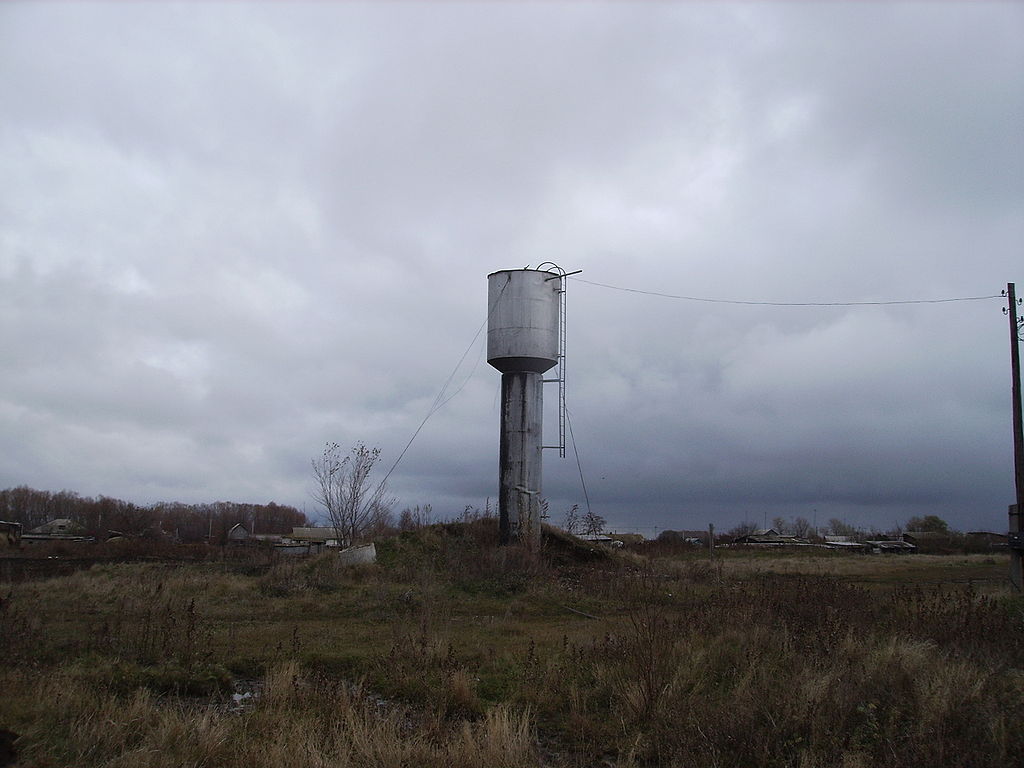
[2,1,1022,535]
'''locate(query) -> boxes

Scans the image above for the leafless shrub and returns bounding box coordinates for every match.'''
[311,441,394,547]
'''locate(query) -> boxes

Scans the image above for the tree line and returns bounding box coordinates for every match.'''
[0,486,308,543]
[705,513,955,541]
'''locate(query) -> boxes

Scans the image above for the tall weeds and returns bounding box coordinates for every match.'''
[512,570,1024,767]
[2,531,1022,767]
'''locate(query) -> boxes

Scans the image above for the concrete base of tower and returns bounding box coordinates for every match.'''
[498,371,543,547]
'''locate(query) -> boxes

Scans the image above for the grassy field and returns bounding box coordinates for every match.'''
[2,523,1022,767]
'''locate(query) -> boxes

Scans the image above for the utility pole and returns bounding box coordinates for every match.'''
[1006,283,1024,589]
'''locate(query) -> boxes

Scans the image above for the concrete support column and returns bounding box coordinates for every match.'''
[499,371,543,547]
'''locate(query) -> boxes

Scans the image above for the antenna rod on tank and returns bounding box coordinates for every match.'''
[545,269,582,281]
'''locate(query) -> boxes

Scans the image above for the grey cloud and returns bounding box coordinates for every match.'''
[1,2,1020,535]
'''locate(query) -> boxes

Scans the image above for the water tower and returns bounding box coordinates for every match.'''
[487,266,567,546]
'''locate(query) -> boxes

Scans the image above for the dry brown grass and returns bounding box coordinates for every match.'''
[731,550,1002,578]
[4,662,537,768]
[2,525,1022,767]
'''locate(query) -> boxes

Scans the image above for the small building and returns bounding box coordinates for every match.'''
[1,520,22,549]
[29,518,85,536]
[288,527,342,548]
[22,518,94,546]
[824,535,867,551]
[227,523,250,544]
[731,529,811,546]
[864,539,916,554]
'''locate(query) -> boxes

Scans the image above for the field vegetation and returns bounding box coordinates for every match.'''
[2,521,1022,767]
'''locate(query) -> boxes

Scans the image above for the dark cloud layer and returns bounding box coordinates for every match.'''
[1,2,1021,535]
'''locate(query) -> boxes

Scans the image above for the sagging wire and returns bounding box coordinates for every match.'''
[575,278,1002,307]
[362,274,512,516]
[565,406,593,519]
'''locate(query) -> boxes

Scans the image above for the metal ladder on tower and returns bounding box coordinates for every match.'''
[555,272,567,458]
[539,264,580,459]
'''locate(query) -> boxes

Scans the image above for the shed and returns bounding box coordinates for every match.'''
[1,520,21,549]
[227,523,250,543]
[29,518,85,536]
[824,535,867,551]
[732,530,810,546]
[288,527,342,547]
[864,539,916,554]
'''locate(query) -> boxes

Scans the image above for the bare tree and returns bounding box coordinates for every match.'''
[582,508,606,537]
[828,518,861,538]
[562,504,581,535]
[791,516,812,538]
[727,521,757,538]
[311,441,392,546]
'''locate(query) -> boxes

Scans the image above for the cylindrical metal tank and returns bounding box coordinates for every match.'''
[487,269,561,374]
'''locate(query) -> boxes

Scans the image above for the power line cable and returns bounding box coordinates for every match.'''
[374,323,483,495]
[435,322,489,412]
[565,407,592,519]
[363,274,512,514]
[428,320,483,413]
[575,278,1002,307]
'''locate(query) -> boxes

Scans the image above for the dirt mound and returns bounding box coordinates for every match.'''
[540,525,614,566]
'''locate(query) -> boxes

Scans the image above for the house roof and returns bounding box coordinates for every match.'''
[865,539,916,550]
[902,531,949,540]
[290,527,340,542]
[29,518,85,535]
[733,532,810,545]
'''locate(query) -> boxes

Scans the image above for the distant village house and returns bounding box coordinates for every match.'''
[1,520,21,549]
[22,518,94,545]
[731,529,811,546]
